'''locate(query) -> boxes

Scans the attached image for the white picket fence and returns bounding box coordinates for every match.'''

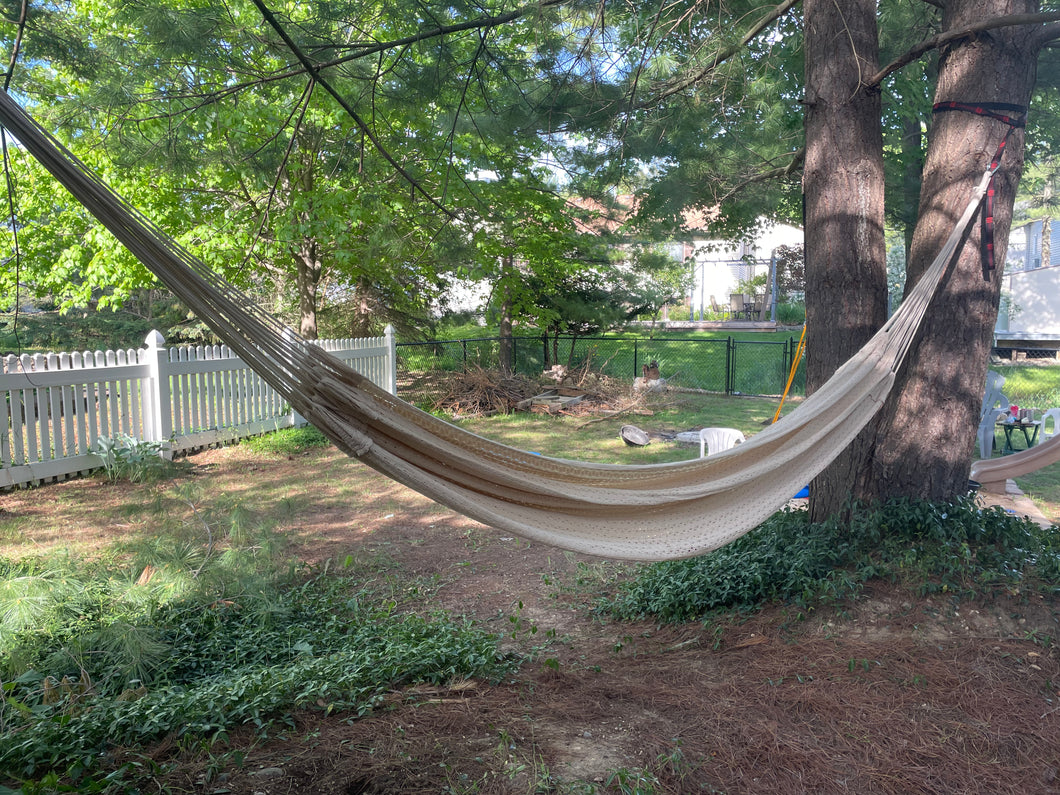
[0,326,396,488]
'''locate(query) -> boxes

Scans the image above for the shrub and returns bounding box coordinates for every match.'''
[603,497,1059,622]
[93,434,175,483]
[776,301,806,325]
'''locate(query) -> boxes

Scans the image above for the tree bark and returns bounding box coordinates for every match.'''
[803,0,888,521]
[498,254,514,376]
[294,237,321,340]
[902,115,925,260]
[857,0,1039,502]
[346,277,379,338]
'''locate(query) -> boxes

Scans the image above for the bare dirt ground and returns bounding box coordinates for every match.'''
[4,446,1060,794]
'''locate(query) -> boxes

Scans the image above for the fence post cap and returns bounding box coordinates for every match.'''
[144,329,166,348]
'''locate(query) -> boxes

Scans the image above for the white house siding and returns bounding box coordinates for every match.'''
[997,220,1060,346]
[997,265,1060,339]
[687,221,803,319]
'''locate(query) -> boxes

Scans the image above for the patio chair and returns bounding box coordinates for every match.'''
[729,293,745,319]
[978,371,1011,458]
[1041,408,1060,441]
[699,427,746,458]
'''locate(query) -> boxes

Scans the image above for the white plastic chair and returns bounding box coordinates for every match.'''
[699,427,745,458]
[1041,408,1060,441]
[978,408,1008,458]
[978,372,1011,458]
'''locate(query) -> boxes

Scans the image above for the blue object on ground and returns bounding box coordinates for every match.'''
[793,486,809,499]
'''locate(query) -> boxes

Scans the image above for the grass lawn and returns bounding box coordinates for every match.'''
[983,362,1060,519]
[991,361,1060,407]
[454,391,786,465]
[451,389,1060,523]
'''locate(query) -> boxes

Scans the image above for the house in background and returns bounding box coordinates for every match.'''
[446,193,804,326]
[683,218,803,321]
[996,219,1060,355]
[566,194,803,323]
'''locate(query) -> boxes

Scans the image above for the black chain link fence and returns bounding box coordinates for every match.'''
[397,335,805,397]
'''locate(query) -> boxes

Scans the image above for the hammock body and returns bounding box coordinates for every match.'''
[0,90,991,560]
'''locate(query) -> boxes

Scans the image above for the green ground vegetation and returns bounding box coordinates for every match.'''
[0,460,513,790]
[455,392,786,466]
[604,497,1060,623]
[1,389,1059,791]
[990,363,1060,409]
[238,426,332,457]
[453,391,1060,628]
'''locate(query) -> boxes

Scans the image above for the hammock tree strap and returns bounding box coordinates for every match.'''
[932,101,1027,271]
[0,89,996,560]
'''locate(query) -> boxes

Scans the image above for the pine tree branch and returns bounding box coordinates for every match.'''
[240,79,315,274]
[252,0,459,221]
[869,11,1060,87]
[309,0,570,71]
[1039,22,1060,45]
[638,0,801,108]
[120,1,571,123]
[2,0,26,91]
[713,147,805,207]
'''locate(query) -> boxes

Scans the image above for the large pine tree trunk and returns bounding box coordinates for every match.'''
[803,0,888,521]
[857,0,1039,502]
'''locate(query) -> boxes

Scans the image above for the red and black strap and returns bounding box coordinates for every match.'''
[931,101,1027,272]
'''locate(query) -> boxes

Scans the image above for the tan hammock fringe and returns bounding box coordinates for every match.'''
[0,90,993,560]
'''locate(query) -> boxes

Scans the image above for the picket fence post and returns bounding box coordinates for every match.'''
[384,324,397,396]
[282,328,307,427]
[140,329,173,454]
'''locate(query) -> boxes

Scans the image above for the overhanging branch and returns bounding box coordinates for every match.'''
[713,147,804,207]
[639,0,801,108]
[252,0,459,221]
[1040,22,1060,45]
[869,11,1060,87]
[309,0,570,71]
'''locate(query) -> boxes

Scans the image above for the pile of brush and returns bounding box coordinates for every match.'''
[432,367,541,417]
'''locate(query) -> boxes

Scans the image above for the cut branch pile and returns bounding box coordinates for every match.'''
[431,366,637,418]
[431,367,541,417]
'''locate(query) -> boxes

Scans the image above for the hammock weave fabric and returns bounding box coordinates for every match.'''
[0,90,994,560]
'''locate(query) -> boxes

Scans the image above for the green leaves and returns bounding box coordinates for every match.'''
[605,496,1060,623]
[0,561,514,784]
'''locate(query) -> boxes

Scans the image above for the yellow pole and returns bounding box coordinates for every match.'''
[772,324,806,425]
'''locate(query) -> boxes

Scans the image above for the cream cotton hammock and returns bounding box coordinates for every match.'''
[0,90,995,561]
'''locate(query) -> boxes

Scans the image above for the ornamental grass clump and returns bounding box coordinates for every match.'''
[0,555,514,788]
